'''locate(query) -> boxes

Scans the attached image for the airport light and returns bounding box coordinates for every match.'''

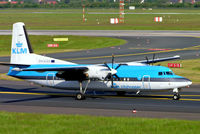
[119,0,125,23]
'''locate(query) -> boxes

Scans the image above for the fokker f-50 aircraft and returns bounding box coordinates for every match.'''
[1,22,192,100]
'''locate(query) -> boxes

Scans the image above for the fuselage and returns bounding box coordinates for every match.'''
[8,64,192,92]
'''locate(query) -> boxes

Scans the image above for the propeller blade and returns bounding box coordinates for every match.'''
[112,54,114,69]
[115,64,122,70]
[114,74,120,80]
[152,53,155,65]
[145,56,149,64]
[104,62,111,71]
[111,74,113,88]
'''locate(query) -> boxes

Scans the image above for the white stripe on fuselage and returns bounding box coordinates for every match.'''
[28,79,190,92]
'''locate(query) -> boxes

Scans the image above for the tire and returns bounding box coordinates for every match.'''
[173,93,180,100]
[76,93,85,100]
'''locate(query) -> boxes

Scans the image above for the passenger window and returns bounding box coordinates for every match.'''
[158,72,162,75]
[166,71,173,75]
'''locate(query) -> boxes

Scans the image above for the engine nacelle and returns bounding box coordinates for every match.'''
[86,65,110,80]
[55,65,112,81]
[56,70,89,81]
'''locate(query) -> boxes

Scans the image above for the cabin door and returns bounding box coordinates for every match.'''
[46,73,55,86]
[142,75,151,89]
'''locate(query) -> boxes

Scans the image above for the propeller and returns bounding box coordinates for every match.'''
[145,54,156,65]
[145,56,149,64]
[104,54,122,88]
[152,53,155,65]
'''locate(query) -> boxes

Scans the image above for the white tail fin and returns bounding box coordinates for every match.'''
[10,22,75,65]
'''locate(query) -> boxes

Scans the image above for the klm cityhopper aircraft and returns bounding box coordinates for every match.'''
[1,22,192,100]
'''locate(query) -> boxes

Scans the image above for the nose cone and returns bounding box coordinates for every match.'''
[183,77,192,87]
[111,69,117,75]
[187,79,192,86]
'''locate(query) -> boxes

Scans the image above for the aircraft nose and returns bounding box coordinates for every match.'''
[183,78,192,87]
[187,80,192,86]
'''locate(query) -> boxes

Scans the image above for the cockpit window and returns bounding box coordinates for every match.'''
[166,71,173,75]
[159,71,173,76]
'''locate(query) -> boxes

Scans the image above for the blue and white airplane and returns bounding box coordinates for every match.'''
[1,22,192,100]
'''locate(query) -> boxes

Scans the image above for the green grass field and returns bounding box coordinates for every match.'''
[0,35,126,56]
[0,8,200,30]
[0,112,199,134]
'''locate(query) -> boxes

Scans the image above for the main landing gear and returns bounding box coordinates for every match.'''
[76,92,85,100]
[173,88,181,100]
[76,80,90,100]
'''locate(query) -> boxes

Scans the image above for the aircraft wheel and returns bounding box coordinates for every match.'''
[173,93,180,100]
[76,93,85,100]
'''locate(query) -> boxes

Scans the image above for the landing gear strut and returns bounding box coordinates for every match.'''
[173,88,181,100]
[76,80,90,100]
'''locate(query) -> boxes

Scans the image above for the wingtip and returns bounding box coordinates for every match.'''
[174,55,180,58]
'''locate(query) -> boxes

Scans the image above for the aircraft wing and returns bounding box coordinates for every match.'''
[0,62,30,67]
[127,55,180,65]
[20,65,111,81]
[21,66,88,72]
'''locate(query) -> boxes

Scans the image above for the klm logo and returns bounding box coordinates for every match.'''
[12,42,27,54]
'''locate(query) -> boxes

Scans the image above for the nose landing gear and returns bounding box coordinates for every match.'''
[173,88,181,100]
[173,93,180,100]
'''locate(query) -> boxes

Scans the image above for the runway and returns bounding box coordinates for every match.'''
[0,31,200,119]
[1,30,200,37]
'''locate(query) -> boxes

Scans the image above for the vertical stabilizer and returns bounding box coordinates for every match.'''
[10,22,75,65]
[11,22,32,64]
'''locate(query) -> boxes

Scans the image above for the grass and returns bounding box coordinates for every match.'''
[0,35,126,56]
[0,8,200,30]
[0,112,199,134]
[156,58,200,84]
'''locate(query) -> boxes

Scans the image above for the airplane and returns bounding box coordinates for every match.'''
[0,22,192,100]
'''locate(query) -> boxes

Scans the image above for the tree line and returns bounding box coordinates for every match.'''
[0,1,200,8]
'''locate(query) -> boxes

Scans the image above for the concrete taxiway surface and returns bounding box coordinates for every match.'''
[1,30,200,37]
[0,31,200,119]
[0,80,200,120]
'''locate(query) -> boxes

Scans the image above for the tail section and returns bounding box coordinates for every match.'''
[11,22,32,64]
[10,22,75,65]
